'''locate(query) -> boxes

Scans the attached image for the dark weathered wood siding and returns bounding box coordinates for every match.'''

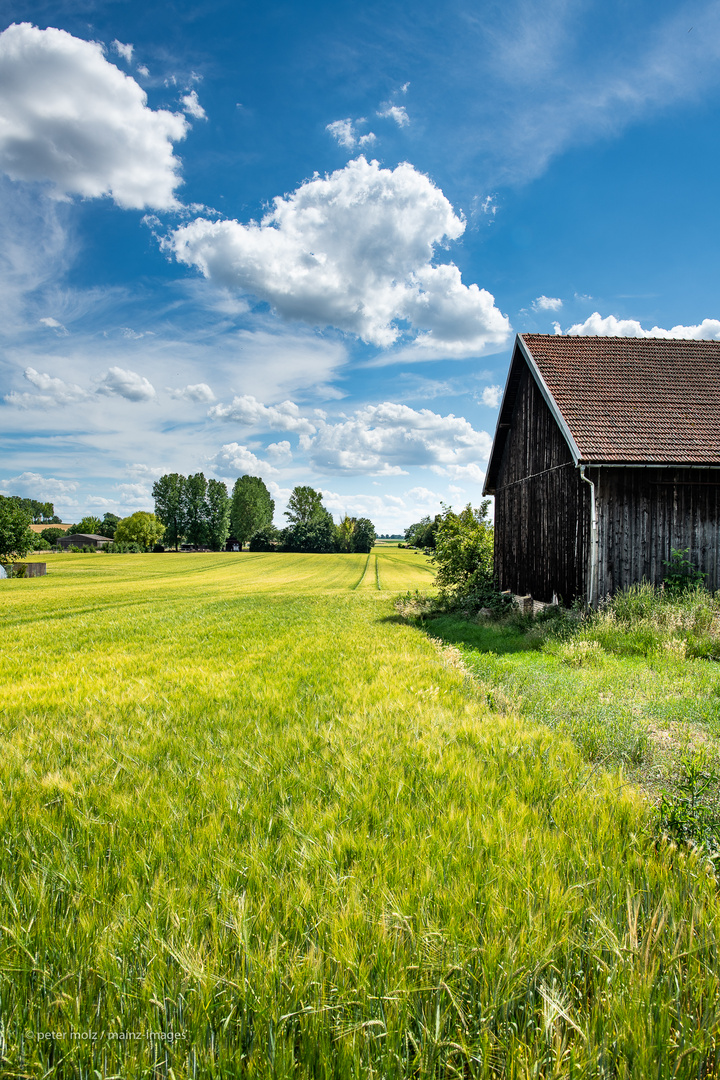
[493,365,590,603]
[597,468,720,596]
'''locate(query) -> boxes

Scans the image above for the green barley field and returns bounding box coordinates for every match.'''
[2,549,720,1078]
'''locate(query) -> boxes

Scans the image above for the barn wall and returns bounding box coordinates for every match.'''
[494,365,590,603]
[597,468,720,595]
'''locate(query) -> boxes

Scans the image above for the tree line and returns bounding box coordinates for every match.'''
[152,473,376,554]
[3,496,62,524]
[0,477,379,562]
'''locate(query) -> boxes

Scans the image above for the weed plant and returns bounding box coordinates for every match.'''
[2,554,720,1076]
[658,754,720,868]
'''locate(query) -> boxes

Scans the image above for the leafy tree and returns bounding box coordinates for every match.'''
[32,534,52,551]
[282,511,336,553]
[152,473,187,550]
[285,485,325,527]
[0,496,35,562]
[230,476,274,549]
[206,479,231,551]
[75,515,104,535]
[334,514,356,553]
[182,472,209,548]
[248,524,280,551]
[405,514,442,550]
[334,515,377,553]
[432,502,494,597]
[352,517,377,553]
[40,527,66,544]
[101,513,121,539]
[283,487,335,552]
[114,512,165,550]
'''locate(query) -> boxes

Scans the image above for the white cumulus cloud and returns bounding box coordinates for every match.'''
[377,103,409,126]
[169,382,215,403]
[181,90,206,120]
[481,384,502,408]
[168,156,509,356]
[4,365,88,408]
[266,440,292,463]
[326,118,376,149]
[7,470,78,497]
[210,442,278,478]
[303,402,493,475]
[0,23,188,209]
[111,40,133,63]
[208,394,317,435]
[532,295,563,311]
[563,312,720,339]
[96,366,156,401]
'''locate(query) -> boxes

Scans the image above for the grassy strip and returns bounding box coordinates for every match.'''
[419,587,720,781]
[1,555,720,1076]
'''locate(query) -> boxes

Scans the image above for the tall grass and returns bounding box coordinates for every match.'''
[423,583,720,775]
[1,555,720,1076]
[587,582,720,660]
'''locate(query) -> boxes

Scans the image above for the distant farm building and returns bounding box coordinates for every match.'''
[57,533,112,550]
[483,334,720,605]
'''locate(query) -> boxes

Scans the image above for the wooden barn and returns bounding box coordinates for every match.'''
[482,334,720,605]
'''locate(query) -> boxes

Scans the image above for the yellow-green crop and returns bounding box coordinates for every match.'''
[1,550,720,1078]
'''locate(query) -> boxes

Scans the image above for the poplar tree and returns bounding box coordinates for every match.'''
[152,473,186,550]
[206,479,231,551]
[183,472,209,548]
[230,476,274,549]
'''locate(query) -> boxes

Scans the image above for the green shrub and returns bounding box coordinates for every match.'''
[663,547,706,596]
[40,527,66,544]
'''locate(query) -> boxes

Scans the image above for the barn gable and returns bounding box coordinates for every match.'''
[484,334,720,604]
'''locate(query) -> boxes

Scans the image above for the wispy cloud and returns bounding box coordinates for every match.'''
[39,316,68,335]
[447,0,720,186]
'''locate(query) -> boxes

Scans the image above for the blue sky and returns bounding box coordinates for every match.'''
[2,0,720,531]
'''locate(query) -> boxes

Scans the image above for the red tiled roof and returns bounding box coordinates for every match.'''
[521,334,720,464]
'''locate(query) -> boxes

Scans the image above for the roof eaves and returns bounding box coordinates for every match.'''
[482,340,523,496]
